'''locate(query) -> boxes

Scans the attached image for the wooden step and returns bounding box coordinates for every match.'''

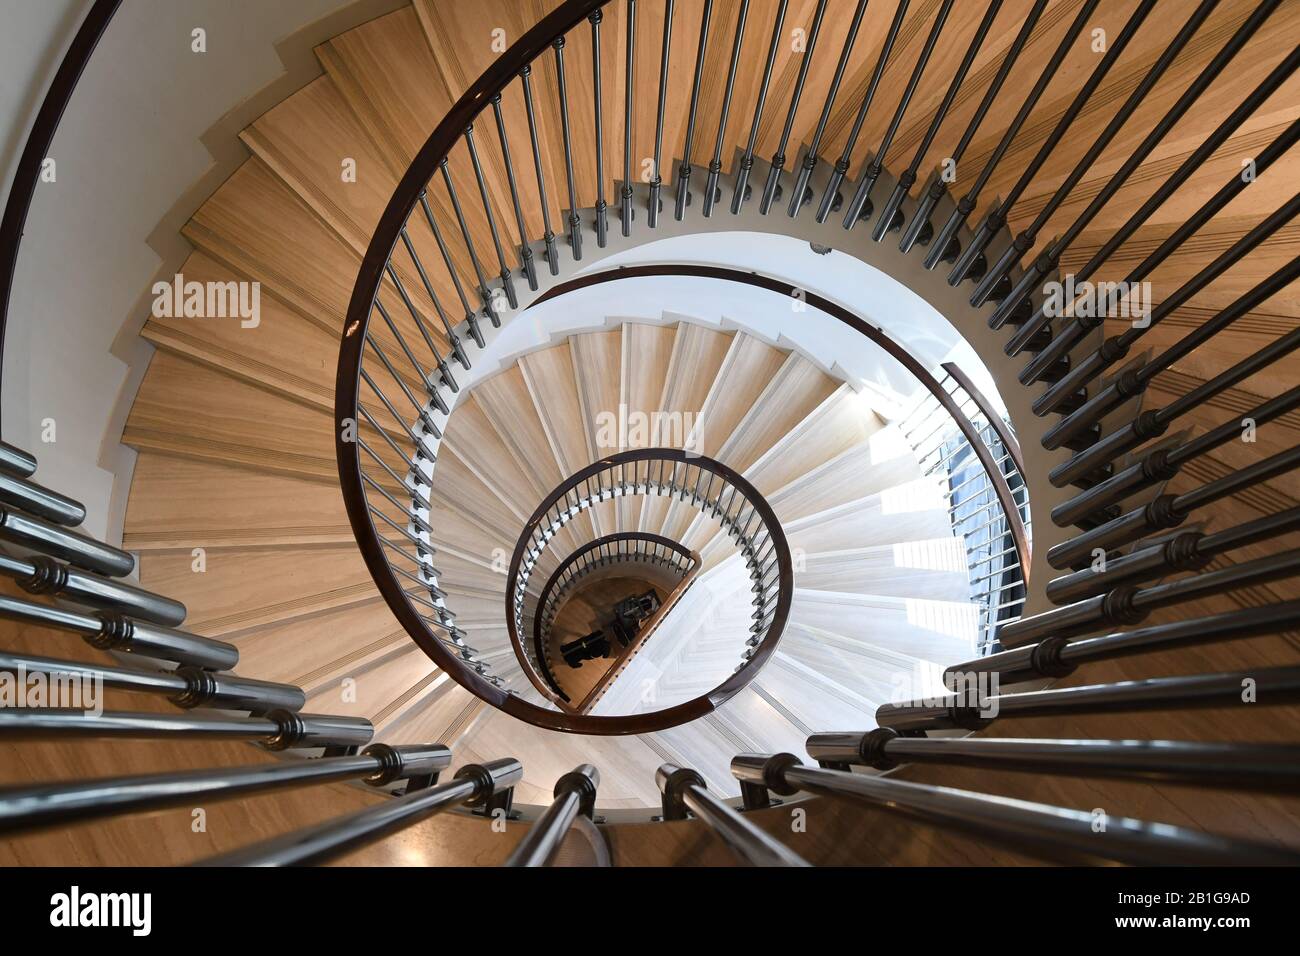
[234,600,408,691]
[136,544,378,639]
[123,453,352,552]
[637,321,734,534]
[796,540,971,603]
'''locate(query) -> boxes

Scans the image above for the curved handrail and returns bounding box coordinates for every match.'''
[532,264,1032,578]
[0,0,121,424]
[941,362,1027,481]
[334,0,617,733]
[530,531,698,704]
[330,0,1031,733]
[504,448,792,723]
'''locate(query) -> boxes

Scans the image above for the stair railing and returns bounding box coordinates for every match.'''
[505,763,601,867]
[0,444,489,853]
[734,751,1300,866]
[503,448,793,726]
[4,0,1299,866]
[529,532,700,706]
[895,363,1030,651]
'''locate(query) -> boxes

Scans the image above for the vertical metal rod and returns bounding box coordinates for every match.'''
[948,0,1140,285]
[789,0,868,218]
[416,191,484,348]
[926,0,1100,272]
[816,0,911,224]
[385,261,464,374]
[900,0,1045,253]
[732,0,788,215]
[843,0,957,230]
[621,0,636,237]
[1000,1,1287,346]
[463,124,519,311]
[394,233,465,368]
[675,0,715,221]
[365,331,446,425]
[1035,189,1300,416]
[648,0,675,227]
[705,0,750,217]
[590,11,609,246]
[761,0,828,214]
[552,37,583,260]
[439,158,495,329]
[1044,258,1300,452]
[373,299,449,399]
[873,0,1001,242]
[519,65,559,274]
[490,93,538,292]
[969,0,1171,306]
[359,371,437,458]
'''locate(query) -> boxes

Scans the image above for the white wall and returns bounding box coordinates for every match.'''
[0,0,401,543]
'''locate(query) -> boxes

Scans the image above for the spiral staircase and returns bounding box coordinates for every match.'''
[1,0,1299,866]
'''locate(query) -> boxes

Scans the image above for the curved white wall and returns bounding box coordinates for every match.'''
[1,0,403,543]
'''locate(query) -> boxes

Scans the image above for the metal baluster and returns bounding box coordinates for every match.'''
[416,191,485,349]
[1011,46,1300,367]
[926,0,1101,272]
[195,760,522,866]
[519,65,559,274]
[463,125,519,310]
[552,37,584,260]
[363,331,445,430]
[732,0,787,215]
[1051,384,1300,529]
[843,0,956,229]
[648,0,675,227]
[950,0,1155,287]
[1051,328,1300,491]
[704,0,749,217]
[975,0,1213,311]
[874,0,1000,242]
[385,265,463,380]
[489,94,538,292]
[1044,258,1300,455]
[1047,449,1300,571]
[397,230,468,369]
[1034,190,1300,417]
[900,0,1045,252]
[439,159,497,333]
[675,0,714,221]
[590,11,609,246]
[621,0,636,236]
[789,0,867,218]
[373,300,453,404]
[761,0,828,214]
[658,764,808,866]
[355,401,430,481]
[815,0,910,224]
[992,0,1279,332]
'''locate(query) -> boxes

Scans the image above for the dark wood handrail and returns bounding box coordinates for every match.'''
[941,361,1027,481]
[530,531,698,707]
[534,265,1033,579]
[332,0,1024,733]
[501,447,793,732]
